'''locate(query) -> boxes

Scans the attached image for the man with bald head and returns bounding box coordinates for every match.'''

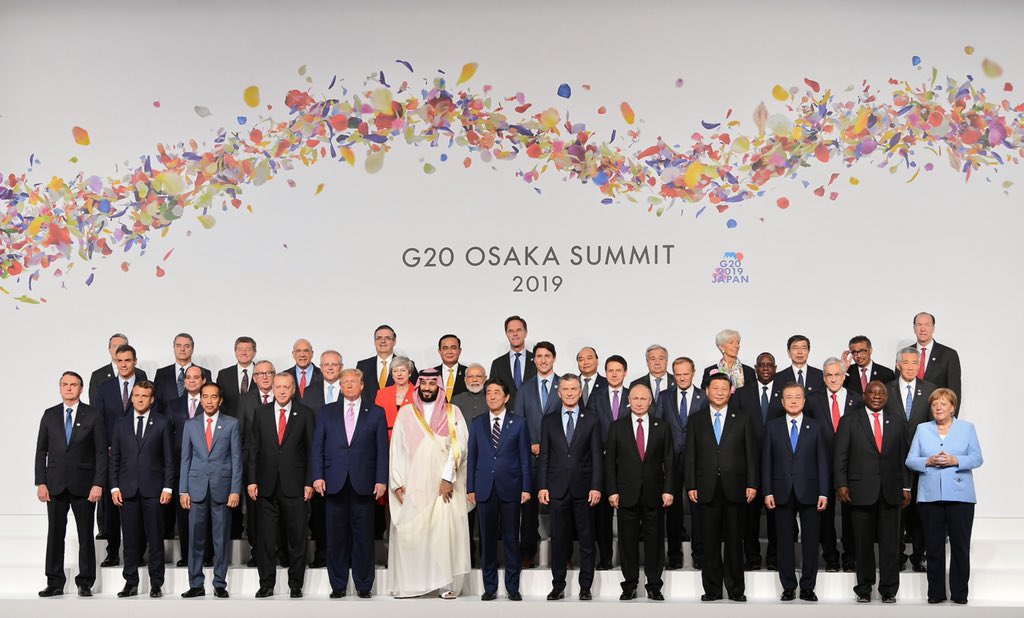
[288,338,322,401]
[576,347,606,408]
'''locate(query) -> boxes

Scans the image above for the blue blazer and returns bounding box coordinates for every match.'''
[110,412,174,499]
[655,386,708,455]
[467,412,532,502]
[514,374,561,445]
[179,413,242,503]
[906,419,982,503]
[762,415,831,504]
[310,399,388,496]
[95,371,146,443]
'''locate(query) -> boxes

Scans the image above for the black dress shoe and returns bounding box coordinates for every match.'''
[680,532,690,541]
[799,590,818,602]
[101,556,119,567]
[744,558,761,571]
[881,594,896,604]
[766,561,778,571]
[619,589,637,600]
[176,559,188,567]
[780,589,796,601]
[648,589,665,601]
[38,586,64,597]
[150,586,162,598]
[214,587,229,598]
[546,588,564,600]
[118,584,139,597]
[78,586,92,597]
[842,562,856,572]
[729,594,747,602]
[329,589,346,598]
[204,558,215,567]
[928,598,945,604]
[692,558,704,570]
[911,560,926,572]
[825,562,840,572]
[480,591,497,601]
[357,590,372,599]
[667,559,683,570]
[596,561,613,570]
[700,593,722,602]
[290,588,303,598]
[578,588,592,601]
[246,557,258,567]
[255,587,273,598]
[507,591,522,601]
[856,594,871,603]
[181,587,205,598]
[309,557,327,568]
[952,598,968,605]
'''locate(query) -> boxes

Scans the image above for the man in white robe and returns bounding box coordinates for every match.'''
[388,369,471,598]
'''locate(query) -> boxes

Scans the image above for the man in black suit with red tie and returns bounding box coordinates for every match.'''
[538,374,603,601]
[685,373,759,602]
[911,312,962,413]
[834,381,911,603]
[154,333,212,406]
[605,384,674,602]
[585,354,629,570]
[109,381,175,598]
[489,316,536,408]
[843,335,895,395]
[36,371,107,597]
[215,336,257,419]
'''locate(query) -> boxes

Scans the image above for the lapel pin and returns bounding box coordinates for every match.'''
[76,423,81,427]
[885,420,890,425]
[917,390,923,397]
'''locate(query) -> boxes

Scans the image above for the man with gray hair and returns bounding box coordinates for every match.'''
[629,345,675,404]
[302,350,344,568]
[238,360,275,566]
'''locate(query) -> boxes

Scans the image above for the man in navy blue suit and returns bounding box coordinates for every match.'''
[153,333,212,406]
[762,384,830,602]
[468,378,532,601]
[109,381,174,598]
[775,335,825,396]
[575,346,607,408]
[586,354,630,569]
[311,368,389,599]
[513,340,560,567]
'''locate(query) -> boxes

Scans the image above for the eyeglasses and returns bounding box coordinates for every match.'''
[253,371,274,377]
[849,349,870,356]
[375,336,395,342]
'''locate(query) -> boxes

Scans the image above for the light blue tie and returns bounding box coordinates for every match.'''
[905,385,913,420]
[541,379,549,409]
[713,412,722,444]
[654,377,663,403]
[790,419,799,452]
[65,408,73,445]
[327,384,335,404]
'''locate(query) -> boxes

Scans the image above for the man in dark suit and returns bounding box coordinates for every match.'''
[311,368,389,598]
[685,373,759,602]
[538,374,603,601]
[467,378,532,601]
[775,335,825,395]
[887,347,937,572]
[605,384,674,601]
[488,315,536,408]
[249,373,316,598]
[762,384,830,602]
[356,326,417,405]
[154,333,212,406]
[911,312,962,413]
[586,354,630,569]
[843,335,896,395]
[179,383,242,598]
[300,351,342,568]
[288,338,322,401]
[732,351,782,570]
[834,380,911,603]
[88,333,145,405]
[513,341,560,567]
[656,357,707,569]
[436,334,468,402]
[109,381,174,598]
[93,343,147,566]
[629,344,675,405]
[807,357,863,572]
[238,360,276,566]
[214,336,257,419]
[35,371,106,597]
[167,366,211,566]
[575,346,607,408]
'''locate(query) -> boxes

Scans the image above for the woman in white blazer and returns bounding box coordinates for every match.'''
[906,388,982,605]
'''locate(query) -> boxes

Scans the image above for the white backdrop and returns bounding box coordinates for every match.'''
[2,0,1023,517]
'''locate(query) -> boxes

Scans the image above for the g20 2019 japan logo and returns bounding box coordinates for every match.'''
[712,252,748,284]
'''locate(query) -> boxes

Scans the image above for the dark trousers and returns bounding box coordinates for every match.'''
[257,491,308,589]
[900,501,925,563]
[520,489,539,561]
[467,509,479,565]
[850,499,901,597]
[244,491,259,559]
[325,482,375,593]
[45,491,97,589]
[187,497,231,589]
[699,482,746,598]
[774,492,820,592]
[101,489,121,557]
[549,495,595,590]
[919,501,974,602]
[665,469,689,563]
[309,492,326,560]
[478,497,522,594]
[617,500,665,592]
[745,494,777,565]
[595,499,615,565]
[819,491,854,565]
[690,496,704,561]
[121,495,165,587]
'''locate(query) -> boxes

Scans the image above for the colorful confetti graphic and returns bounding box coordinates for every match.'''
[1,55,1022,300]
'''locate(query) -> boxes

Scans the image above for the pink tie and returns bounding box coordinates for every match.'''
[345,403,356,443]
[860,367,868,392]
[636,418,645,461]
[872,412,883,452]
[611,390,621,420]
[189,398,197,418]
[918,347,927,380]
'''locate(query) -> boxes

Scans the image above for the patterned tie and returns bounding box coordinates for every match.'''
[177,367,185,397]
[492,417,501,449]
[205,418,213,451]
[790,419,799,452]
[713,412,723,444]
[831,393,840,432]
[345,402,356,444]
[262,393,270,405]
[378,361,388,390]
[636,418,645,461]
[122,380,130,411]
[582,378,591,406]
[541,379,549,409]
[918,347,927,380]
[760,386,769,420]
[797,369,805,388]
[611,390,621,420]
[654,377,662,403]
[679,390,688,426]
[565,410,575,443]
[278,408,287,445]
[240,368,249,394]
[327,384,335,404]
[446,368,455,402]
[189,398,197,418]
[860,367,868,392]
[513,353,523,388]
[905,385,913,420]
[136,415,145,444]
[872,412,883,452]
[299,370,308,398]
[65,408,73,445]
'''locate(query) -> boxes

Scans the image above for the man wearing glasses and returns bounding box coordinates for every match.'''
[842,336,895,395]
[357,325,418,405]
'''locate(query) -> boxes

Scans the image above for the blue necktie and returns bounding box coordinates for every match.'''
[790,419,799,452]
[327,384,335,403]
[797,369,804,388]
[713,412,722,444]
[905,385,913,420]
[513,353,523,388]
[679,390,688,426]
[760,386,769,420]
[541,379,549,409]
[565,410,575,443]
[65,408,73,445]
[654,377,663,403]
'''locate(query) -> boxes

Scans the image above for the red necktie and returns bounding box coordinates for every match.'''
[860,367,868,392]
[917,347,927,380]
[205,418,213,451]
[299,371,307,398]
[636,418,645,461]
[872,412,883,452]
[831,393,841,432]
[278,408,287,445]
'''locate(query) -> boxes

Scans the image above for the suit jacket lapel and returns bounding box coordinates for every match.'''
[496,414,514,453]
[281,407,299,446]
[209,415,225,452]
[138,416,155,451]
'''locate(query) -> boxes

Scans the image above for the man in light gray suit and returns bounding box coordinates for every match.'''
[179,383,242,598]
